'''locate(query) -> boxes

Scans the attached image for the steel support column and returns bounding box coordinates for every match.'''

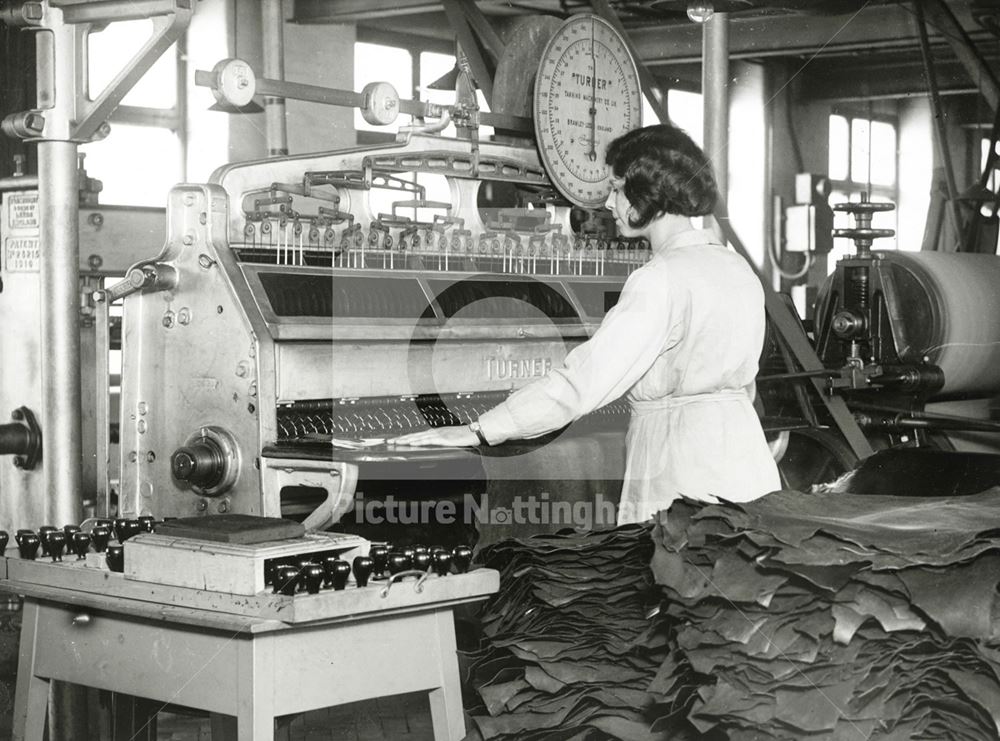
[702,11,729,242]
[262,0,289,156]
[38,140,83,527]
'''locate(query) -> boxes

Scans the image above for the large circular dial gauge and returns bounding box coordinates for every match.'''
[533,14,642,208]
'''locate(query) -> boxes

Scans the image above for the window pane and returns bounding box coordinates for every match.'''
[667,90,703,147]
[850,117,871,185]
[828,115,848,180]
[81,124,181,206]
[88,20,177,109]
[355,43,413,132]
[869,120,896,186]
[420,52,455,107]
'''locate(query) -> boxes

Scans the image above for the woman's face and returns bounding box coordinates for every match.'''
[604,175,643,238]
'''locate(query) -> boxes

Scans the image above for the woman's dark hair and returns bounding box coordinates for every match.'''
[605,124,718,227]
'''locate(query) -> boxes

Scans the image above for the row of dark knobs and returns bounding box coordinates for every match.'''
[267,544,475,596]
[2,518,157,563]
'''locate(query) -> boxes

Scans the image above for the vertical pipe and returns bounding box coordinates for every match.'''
[702,12,729,239]
[261,0,288,156]
[38,140,83,529]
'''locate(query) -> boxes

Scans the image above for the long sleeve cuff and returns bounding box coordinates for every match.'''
[476,403,520,446]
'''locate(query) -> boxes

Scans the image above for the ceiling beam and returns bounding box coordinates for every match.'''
[627,4,991,65]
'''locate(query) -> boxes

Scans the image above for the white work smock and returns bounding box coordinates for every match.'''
[476,228,781,524]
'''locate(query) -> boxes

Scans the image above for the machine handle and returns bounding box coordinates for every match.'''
[379,569,431,598]
[96,263,177,303]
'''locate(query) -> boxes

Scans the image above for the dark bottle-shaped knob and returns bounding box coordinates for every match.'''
[387,552,409,576]
[352,556,374,587]
[120,520,142,542]
[303,563,325,594]
[326,559,351,590]
[16,532,39,560]
[62,524,80,541]
[112,518,129,543]
[0,530,8,554]
[432,550,452,576]
[38,526,57,555]
[137,516,156,533]
[90,526,111,553]
[274,564,298,596]
[452,545,473,573]
[46,531,66,561]
[171,438,226,489]
[370,545,389,578]
[401,546,416,562]
[71,531,91,559]
[105,544,125,572]
[296,558,315,592]
[413,552,432,572]
[412,545,429,557]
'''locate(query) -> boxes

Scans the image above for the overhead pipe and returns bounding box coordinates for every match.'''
[262,0,289,156]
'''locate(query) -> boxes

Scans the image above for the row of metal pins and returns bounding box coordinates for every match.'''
[244,223,650,275]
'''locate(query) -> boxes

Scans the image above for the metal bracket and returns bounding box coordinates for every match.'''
[0,0,193,143]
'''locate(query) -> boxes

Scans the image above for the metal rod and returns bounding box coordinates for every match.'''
[262,0,289,156]
[38,140,83,527]
[0,175,39,191]
[913,1,963,249]
[95,294,111,518]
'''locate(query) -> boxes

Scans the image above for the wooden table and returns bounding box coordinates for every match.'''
[3,555,498,740]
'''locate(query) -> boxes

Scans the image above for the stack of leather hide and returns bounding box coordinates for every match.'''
[652,489,1000,740]
[464,525,694,741]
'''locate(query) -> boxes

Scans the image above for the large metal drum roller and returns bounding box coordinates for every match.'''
[816,251,1000,398]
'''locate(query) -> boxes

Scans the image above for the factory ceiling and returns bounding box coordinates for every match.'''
[292,0,1000,102]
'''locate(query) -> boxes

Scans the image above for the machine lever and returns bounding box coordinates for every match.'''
[96,263,178,304]
[0,407,41,470]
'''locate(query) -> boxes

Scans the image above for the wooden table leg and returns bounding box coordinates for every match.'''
[12,600,49,741]
[426,610,466,741]
[235,638,275,741]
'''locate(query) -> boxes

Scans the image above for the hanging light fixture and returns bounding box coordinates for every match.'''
[686,2,715,22]
[649,0,753,21]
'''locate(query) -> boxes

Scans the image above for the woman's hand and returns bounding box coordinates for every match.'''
[390,425,479,448]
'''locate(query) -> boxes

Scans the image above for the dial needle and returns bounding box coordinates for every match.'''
[588,19,598,162]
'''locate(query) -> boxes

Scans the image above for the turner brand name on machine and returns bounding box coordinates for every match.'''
[485,356,554,381]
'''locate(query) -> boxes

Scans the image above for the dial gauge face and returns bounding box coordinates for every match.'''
[533,15,642,208]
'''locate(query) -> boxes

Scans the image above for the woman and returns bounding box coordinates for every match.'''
[393,124,780,524]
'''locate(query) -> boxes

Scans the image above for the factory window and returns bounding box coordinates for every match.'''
[78,19,184,207]
[828,112,898,260]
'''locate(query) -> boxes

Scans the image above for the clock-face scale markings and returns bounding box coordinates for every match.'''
[534,15,642,208]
